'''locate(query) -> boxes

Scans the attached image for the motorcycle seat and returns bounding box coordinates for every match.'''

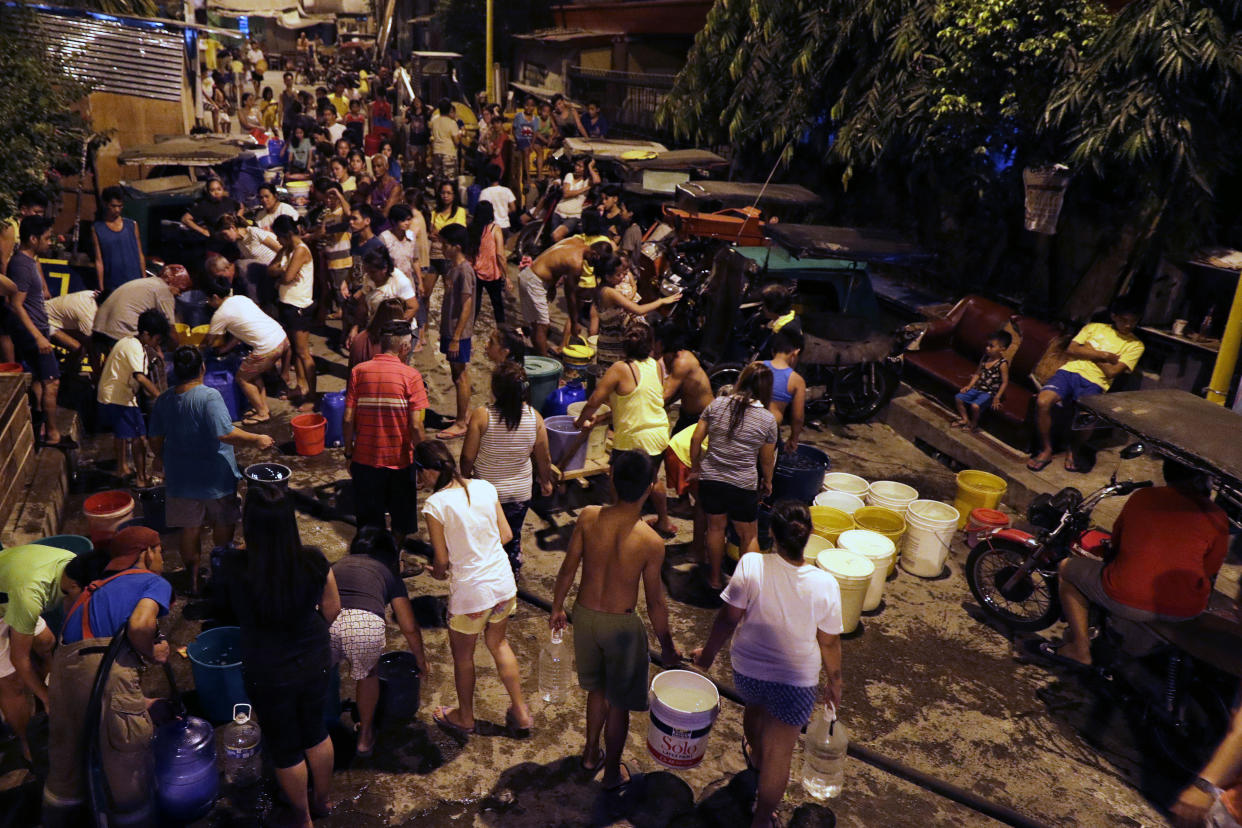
[1146,591,1242,678]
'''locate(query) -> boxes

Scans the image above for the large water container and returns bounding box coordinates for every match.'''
[204,369,241,422]
[542,380,586,418]
[153,714,219,822]
[186,626,249,724]
[524,356,562,413]
[545,415,588,472]
[175,290,211,327]
[321,391,346,447]
[376,651,421,725]
[773,445,830,503]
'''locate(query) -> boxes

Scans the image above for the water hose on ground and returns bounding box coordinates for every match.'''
[515,588,1051,828]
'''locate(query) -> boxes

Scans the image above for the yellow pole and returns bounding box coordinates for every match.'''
[1205,271,1242,405]
[485,0,494,103]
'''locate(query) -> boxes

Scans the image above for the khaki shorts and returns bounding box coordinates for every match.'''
[518,267,550,327]
[448,595,517,635]
[165,492,241,529]
[237,340,289,382]
[572,603,650,712]
[0,616,49,678]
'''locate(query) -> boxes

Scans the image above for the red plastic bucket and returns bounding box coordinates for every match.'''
[0,362,23,373]
[291,413,326,456]
[84,490,135,544]
[965,507,1010,548]
[664,448,692,497]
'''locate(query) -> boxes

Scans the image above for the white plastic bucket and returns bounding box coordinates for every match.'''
[566,401,610,463]
[822,472,869,498]
[813,490,865,515]
[803,535,836,567]
[817,549,875,634]
[866,480,918,510]
[648,670,721,770]
[837,529,896,611]
[901,500,960,578]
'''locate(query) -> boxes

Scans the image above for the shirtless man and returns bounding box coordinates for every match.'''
[764,329,807,451]
[550,451,681,790]
[518,237,610,356]
[655,321,714,436]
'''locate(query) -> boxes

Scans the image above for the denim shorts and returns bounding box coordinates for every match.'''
[1042,369,1102,405]
[102,404,146,439]
[955,389,993,407]
[734,672,819,727]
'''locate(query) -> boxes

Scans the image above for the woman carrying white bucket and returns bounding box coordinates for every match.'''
[692,501,844,828]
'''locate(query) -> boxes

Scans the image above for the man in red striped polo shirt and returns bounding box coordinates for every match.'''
[344,320,428,544]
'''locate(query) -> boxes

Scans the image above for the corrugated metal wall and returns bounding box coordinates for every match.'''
[3,9,184,103]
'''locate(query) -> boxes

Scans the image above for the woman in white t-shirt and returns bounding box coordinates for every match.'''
[253,184,299,231]
[693,501,844,828]
[417,440,534,738]
[550,156,599,243]
[269,215,316,410]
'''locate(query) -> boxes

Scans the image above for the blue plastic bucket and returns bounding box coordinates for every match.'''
[772,445,831,503]
[35,534,94,556]
[186,626,249,724]
[542,380,586,418]
[321,391,346,448]
[545,415,588,472]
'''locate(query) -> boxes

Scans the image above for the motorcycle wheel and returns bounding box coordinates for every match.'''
[966,539,1062,632]
[707,362,744,395]
[1150,677,1231,776]
[832,362,896,423]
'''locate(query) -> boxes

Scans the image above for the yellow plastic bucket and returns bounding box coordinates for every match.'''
[953,470,1008,528]
[803,535,836,568]
[852,506,906,576]
[810,506,854,545]
[174,323,210,347]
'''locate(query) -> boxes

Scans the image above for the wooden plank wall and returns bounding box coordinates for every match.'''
[0,374,35,534]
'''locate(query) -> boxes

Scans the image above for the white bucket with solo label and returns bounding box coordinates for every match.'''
[647,670,720,770]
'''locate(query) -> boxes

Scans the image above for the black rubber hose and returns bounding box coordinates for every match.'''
[516,588,1050,828]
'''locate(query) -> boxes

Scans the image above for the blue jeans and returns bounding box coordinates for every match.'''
[501,500,529,576]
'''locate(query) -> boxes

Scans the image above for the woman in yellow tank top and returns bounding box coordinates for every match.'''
[573,320,676,536]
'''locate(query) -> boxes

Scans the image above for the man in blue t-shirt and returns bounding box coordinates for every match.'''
[43,525,173,827]
[149,346,273,595]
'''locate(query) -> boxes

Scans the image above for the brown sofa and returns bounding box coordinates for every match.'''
[904,294,1064,425]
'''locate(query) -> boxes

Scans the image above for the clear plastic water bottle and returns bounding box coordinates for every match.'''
[539,629,570,703]
[801,703,847,799]
[220,703,261,786]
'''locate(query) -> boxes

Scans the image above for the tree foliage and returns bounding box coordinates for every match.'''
[433,0,552,97]
[0,15,92,217]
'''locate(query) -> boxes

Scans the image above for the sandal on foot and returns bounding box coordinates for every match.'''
[1026,457,1052,472]
[580,747,605,777]
[436,424,469,440]
[242,413,271,426]
[602,760,633,792]
[1036,640,1092,671]
[505,708,533,739]
[433,705,474,735]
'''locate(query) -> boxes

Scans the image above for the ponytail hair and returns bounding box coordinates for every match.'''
[729,361,774,433]
[415,440,471,503]
[770,500,812,563]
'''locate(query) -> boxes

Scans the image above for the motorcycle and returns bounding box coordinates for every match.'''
[965,440,1241,774]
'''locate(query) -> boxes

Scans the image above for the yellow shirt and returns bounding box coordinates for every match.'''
[1061,322,1145,391]
[610,358,670,457]
[574,234,612,288]
[327,93,350,118]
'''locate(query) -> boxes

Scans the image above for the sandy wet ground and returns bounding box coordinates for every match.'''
[1,275,1183,827]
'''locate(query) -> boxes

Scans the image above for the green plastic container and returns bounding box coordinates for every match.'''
[524,356,563,413]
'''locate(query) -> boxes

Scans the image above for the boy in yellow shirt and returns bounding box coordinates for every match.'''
[1029,297,1144,472]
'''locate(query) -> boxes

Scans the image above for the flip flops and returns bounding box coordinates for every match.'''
[602,760,633,792]
[1035,640,1092,672]
[580,747,605,778]
[1026,457,1052,472]
[505,708,533,739]
[433,705,475,735]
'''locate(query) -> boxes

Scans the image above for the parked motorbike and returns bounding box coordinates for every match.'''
[965,442,1240,774]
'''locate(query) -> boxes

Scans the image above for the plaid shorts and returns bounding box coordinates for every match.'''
[734,672,819,727]
[329,608,387,680]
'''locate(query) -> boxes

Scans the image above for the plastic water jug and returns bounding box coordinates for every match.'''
[153,715,220,822]
[219,703,261,786]
[539,629,571,703]
[321,391,346,447]
[542,380,586,418]
[801,703,847,799]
